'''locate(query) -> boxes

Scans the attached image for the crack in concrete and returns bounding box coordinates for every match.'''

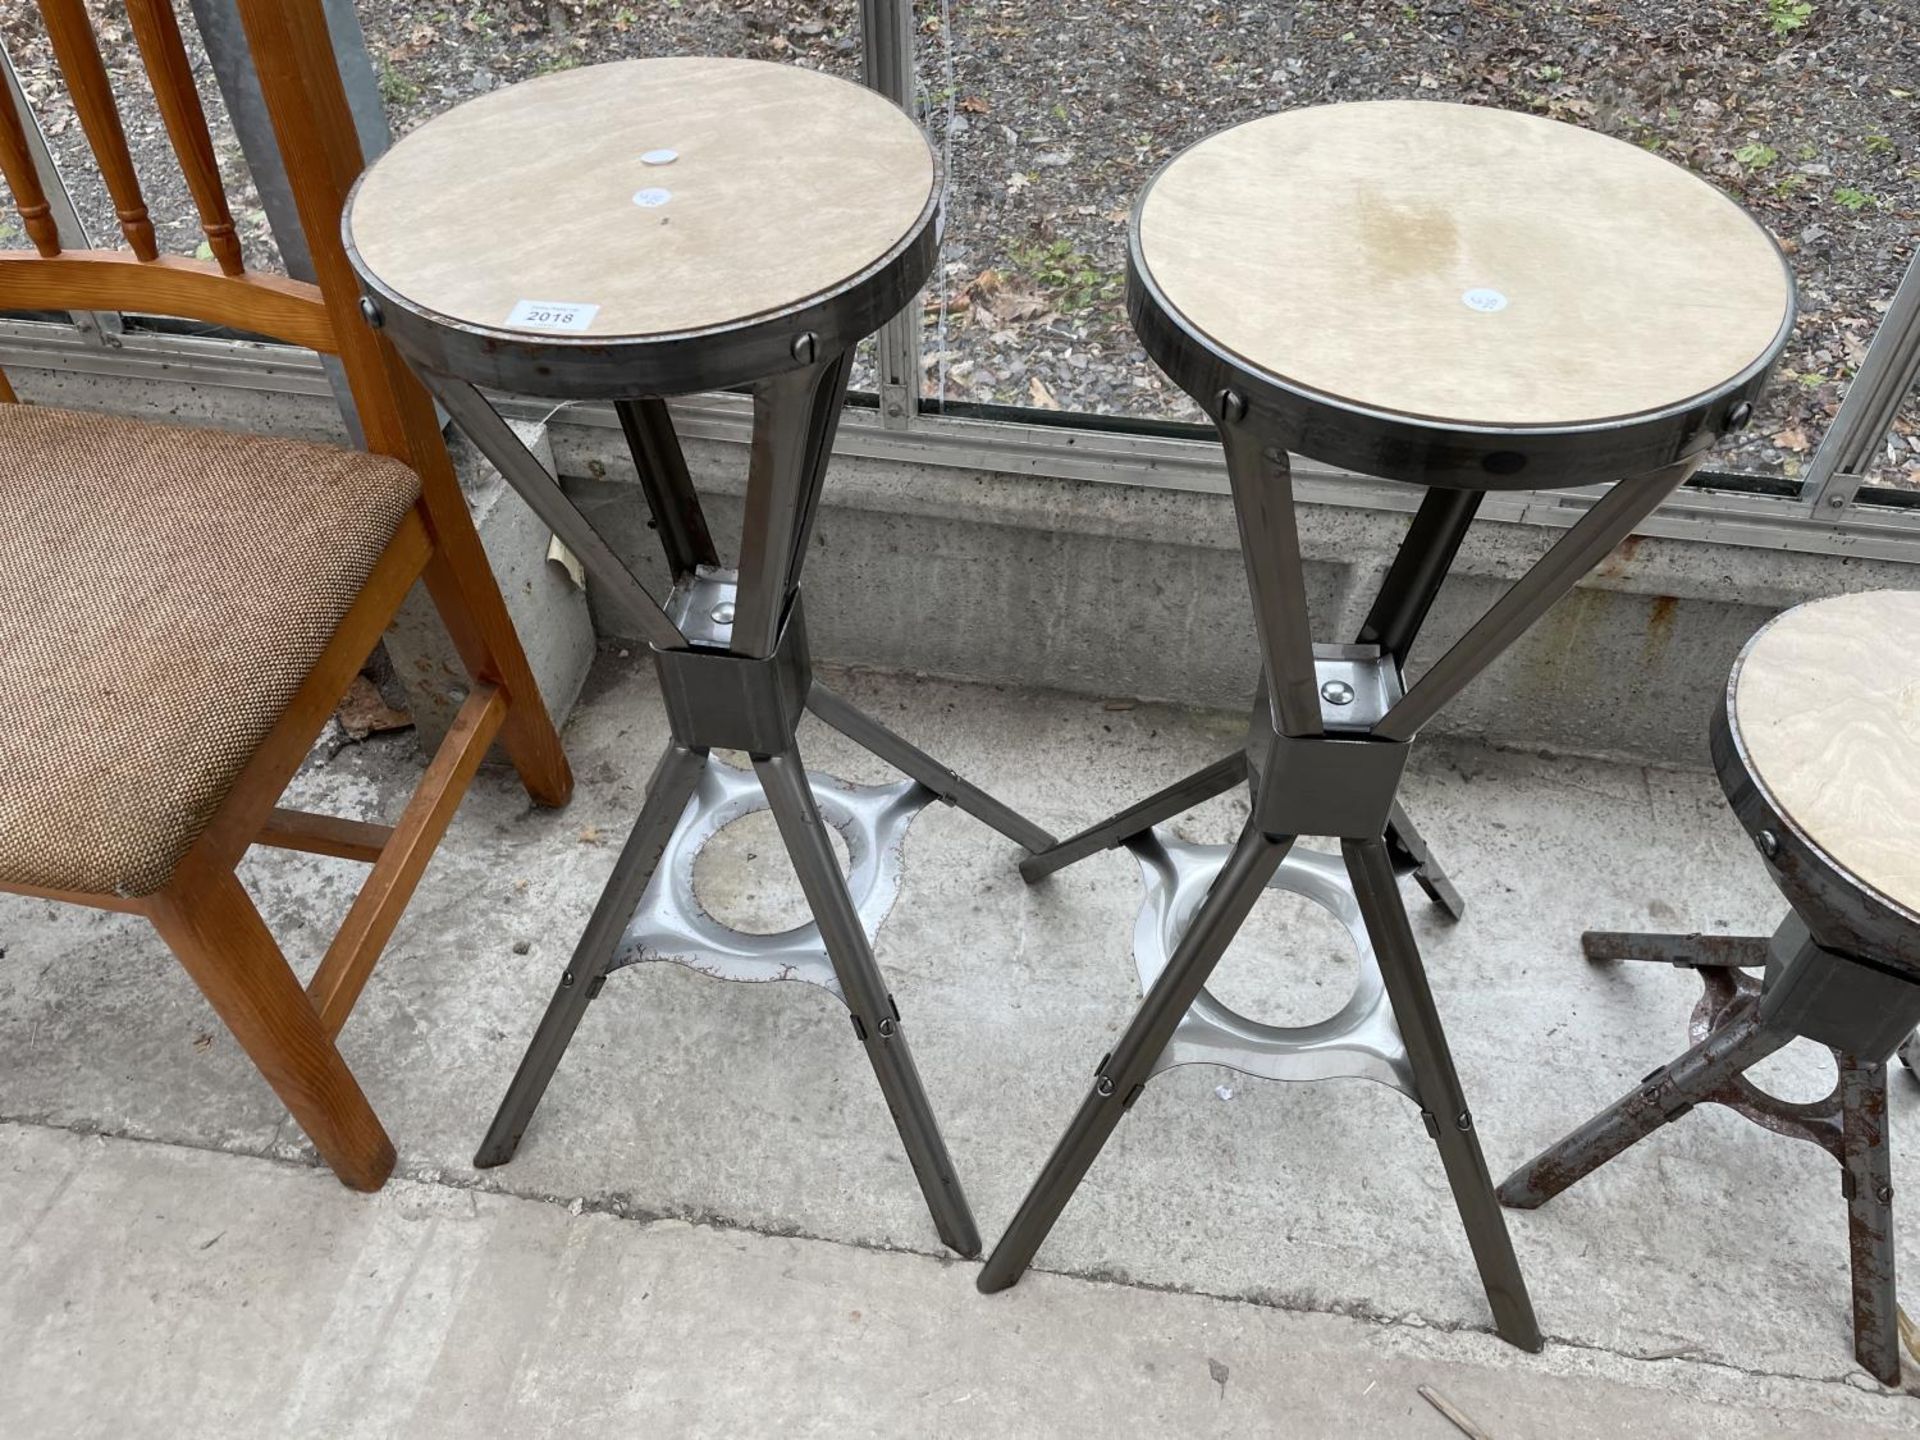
[4,1110,1907,1403]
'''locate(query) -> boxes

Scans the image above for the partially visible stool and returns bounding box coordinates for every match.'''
[344,57,1054,1256]
[1501,590,1920,1385]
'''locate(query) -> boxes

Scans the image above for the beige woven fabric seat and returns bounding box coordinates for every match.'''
[0,404,421,897]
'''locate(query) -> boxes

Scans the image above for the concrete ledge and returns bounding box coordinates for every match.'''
[563,430,1920,769]
[15,361,1917,768]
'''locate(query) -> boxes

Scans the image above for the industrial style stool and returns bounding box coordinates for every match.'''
[976,101,1795,1350]
[1501,590,1920,1384]
[343,56,1051,1257]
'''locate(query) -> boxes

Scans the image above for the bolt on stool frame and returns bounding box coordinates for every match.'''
[1501,591,1920,1384]
[343,57,1052,1257]
[977,101,1795,1351]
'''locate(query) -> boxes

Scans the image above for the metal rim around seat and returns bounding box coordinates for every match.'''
[342,62,943,399]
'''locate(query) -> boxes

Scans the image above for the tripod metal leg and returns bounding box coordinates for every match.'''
[1384,800,1465,922]
[806,683,1055,855]
[978,817,1295,1293]
[616,397,718,579]
[1840,1054,1900,1385]
[1580,931,1773,968]
[1497,996,1793,1210]
[753,747,982,1257]
[1013,751,1247,884]
[475,743,707,1167]
[1343,836,1542,1350]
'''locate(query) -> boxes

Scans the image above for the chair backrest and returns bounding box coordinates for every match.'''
[0,1,448,476]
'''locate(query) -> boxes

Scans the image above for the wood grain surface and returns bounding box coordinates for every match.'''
[348,56,935,339]
[1137,100,1792,428]
[1733,590,1920,914]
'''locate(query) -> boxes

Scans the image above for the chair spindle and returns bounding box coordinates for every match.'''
[125,0,242,275]
[36,0,159,261]
[0,73,62,256]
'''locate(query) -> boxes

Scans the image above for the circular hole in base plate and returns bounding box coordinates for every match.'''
[1743,1037,1839,1106]
[1205,884,1361,1029]
[691,808,852,935]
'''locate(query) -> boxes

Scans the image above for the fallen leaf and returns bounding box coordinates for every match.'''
[336,675,412,740]
[1770,426,1811,452]
[1029,376,1060,410]
[959,95,989,114]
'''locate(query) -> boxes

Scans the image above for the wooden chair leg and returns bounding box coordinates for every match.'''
[148,871,395,1191]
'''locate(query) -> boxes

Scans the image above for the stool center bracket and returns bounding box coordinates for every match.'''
[654,578,811,755]
[1247,646,1412,839]
[607,756,933,1002]
[1128,832,1418,1099]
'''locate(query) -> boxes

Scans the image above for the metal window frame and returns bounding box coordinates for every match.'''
[0,0,1915,561]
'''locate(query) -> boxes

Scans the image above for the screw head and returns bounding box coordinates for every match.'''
[1756,830,1780,860]
[710,601,736,625]
[1321,680,1356,706]
[791,331,817,364]
[358,296,383,329]
[877,1017,897,1038]
[1726,401,1753,431]
[1827,493,1847,510]
[1216,389,1247,424]
[1095,1077,1115,1098]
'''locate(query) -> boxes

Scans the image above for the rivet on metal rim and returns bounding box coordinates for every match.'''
[1756,830,1780,859]
[359,296,383,329]
[710,601,736,625]
[877,1017,897,1038]
[1217,389,1247,424]
[1095,1076,1115,1097]
[1321,680,1355,706]
[791,332,818,364]
[1726,401,1753,431]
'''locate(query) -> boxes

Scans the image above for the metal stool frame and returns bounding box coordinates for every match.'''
[345,155,1053,1259]
[975,171,1794,1351]
[1500,685,1920,1384]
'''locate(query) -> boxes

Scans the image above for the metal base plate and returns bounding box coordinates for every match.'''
[1130,830,1416,1097]
[608,756,932,1004]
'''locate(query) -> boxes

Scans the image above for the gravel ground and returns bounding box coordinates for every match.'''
[3,1,1913,487]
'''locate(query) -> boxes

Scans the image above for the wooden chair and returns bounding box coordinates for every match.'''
[0,0,573,1191]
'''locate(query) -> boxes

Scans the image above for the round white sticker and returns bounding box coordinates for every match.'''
[633,187,673,208]
[641,149,678,166]
[1461,287,1509,313]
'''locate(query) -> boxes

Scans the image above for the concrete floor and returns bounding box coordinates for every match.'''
[2,655,1917,1436]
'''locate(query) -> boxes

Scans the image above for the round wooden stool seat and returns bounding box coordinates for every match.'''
[1129,100,1794,487]
[1727,590,1920,927]
[344,57,938,395]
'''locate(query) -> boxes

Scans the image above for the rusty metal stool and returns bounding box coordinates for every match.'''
[1501,590,1920,1384]
[975,100,1795,1351]
[343,56,1052,1256]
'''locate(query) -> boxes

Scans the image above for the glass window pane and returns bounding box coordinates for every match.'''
[1859,383,1920,494]
[926,0,1918,484]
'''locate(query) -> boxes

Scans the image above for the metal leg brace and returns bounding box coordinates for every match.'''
[1501,953,1902,1383]
[460,352,1045,1253]
[981,435,1560,1348]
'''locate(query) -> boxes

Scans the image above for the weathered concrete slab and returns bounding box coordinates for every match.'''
[1,1124,1907,1439]
[1,658,1916,1430]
